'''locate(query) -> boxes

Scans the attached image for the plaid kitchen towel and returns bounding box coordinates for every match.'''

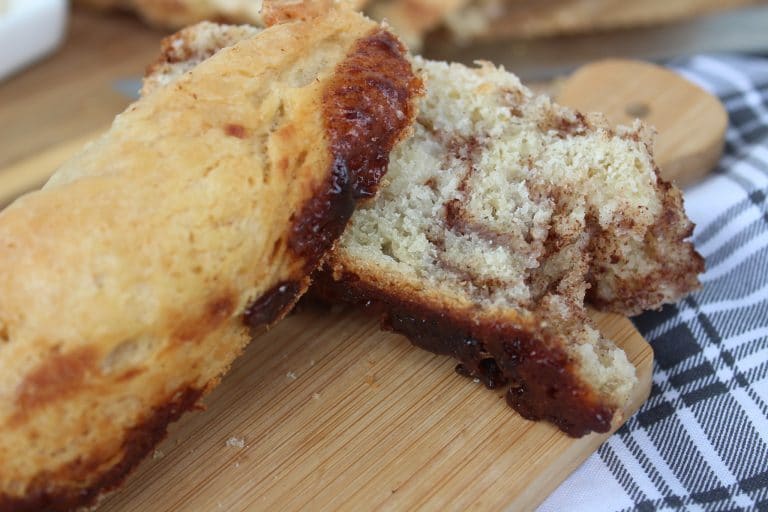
[539,54,768,512]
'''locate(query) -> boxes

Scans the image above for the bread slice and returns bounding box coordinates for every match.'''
[0,11,420,511]
[314,58,703,436]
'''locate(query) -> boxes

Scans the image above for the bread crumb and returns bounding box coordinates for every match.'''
[226,437,245,449]
[473,378,481,384]
[312,392,321,400]
[286,371,297,380]
[152,449,165,459]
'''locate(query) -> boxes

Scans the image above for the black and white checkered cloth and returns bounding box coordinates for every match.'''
[539,54,768,512]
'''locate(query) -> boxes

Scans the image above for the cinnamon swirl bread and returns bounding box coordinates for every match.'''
[315,58,703,436]
[0,11,420,511]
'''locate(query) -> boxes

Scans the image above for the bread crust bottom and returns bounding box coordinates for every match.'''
[312,271,614,437]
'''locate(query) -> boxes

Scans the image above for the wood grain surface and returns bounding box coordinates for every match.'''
[94,306,652,512]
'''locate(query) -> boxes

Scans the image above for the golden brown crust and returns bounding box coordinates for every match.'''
[262,0,336,25]
[290,27,423,269]
[143,23,263,96]
[0,11,420,511]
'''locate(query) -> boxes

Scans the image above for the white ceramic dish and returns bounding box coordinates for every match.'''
[0,0,68,82]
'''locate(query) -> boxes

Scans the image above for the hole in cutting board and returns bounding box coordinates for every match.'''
[625,102,650,119]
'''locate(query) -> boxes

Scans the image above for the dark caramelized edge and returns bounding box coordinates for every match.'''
[311,270,615,437]
[246,25,421,326]
[0,388,203,512]
[288,27,423,272]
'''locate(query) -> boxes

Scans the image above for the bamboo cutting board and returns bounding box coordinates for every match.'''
[92,306,652,512]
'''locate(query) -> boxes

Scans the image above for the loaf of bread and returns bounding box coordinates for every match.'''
[315,58,703,436]
[0,10,420,511]
[367,0,470,48]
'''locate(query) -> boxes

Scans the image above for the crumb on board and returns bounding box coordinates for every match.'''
[152,449,164,460]
[226,437,246,449]
[286,371,297,380]
[312,392,321,400]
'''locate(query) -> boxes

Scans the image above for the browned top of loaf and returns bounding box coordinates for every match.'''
[0,12,421,512]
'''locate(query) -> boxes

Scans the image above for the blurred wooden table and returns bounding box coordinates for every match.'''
[0,8,166,170]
